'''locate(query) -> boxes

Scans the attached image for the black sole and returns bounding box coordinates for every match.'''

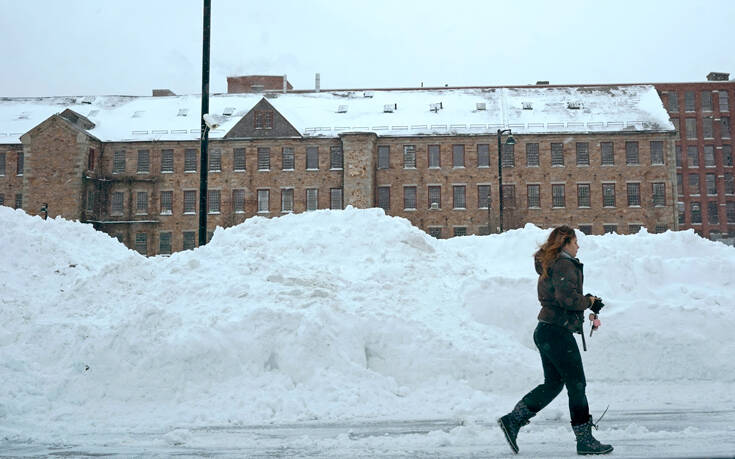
[497,418,519,454]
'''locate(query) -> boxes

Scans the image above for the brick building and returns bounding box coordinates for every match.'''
[1,83,677,255]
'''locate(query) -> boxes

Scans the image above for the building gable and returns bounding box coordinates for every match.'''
[224,97,301,139]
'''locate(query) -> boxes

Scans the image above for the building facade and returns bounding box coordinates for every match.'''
[1,82,679,255]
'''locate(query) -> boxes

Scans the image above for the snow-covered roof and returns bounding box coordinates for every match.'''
[0,85,673,145]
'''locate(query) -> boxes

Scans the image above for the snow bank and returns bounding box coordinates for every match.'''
[1,206,733,442]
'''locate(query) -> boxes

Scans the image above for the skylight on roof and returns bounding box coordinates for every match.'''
[430,102,443,112]
[177,108,189,117]
[81,96,96,104]
[476,102,486,111]
[337,105,348,113]
[567,101,582,110]
[132,110,144,118]
[222,107,235,116]
[384,104,395,113]
[88,110,99,117]
[522,102,533,110]
[17,112,30,119]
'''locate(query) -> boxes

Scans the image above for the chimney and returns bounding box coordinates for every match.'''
[315,73,321,93]
[706,72,730,81]
[283,74,288,93]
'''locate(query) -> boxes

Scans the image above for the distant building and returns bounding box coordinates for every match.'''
[0,79,683,255]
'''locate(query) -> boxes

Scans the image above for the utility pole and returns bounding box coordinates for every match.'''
[198,0,211,246]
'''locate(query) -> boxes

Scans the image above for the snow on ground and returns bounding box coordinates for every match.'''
[1,206,734,456]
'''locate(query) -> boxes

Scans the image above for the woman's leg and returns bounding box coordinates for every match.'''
[520,323,565,412]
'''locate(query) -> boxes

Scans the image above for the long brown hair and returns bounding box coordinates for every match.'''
[534,225,577,279]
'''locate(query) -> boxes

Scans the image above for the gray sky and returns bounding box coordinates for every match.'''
[1,0,733,97]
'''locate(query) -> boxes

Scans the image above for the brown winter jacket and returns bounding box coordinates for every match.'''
[535,252,590,333]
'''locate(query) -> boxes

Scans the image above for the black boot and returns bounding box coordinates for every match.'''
[572,416,614,455]
[497,401,535,454]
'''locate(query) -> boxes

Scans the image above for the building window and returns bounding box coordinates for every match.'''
[86,191,94,213]
[578,225,592,235]
[603,224,618,234]
[689,174,700,195]
[702,91,713,111]
[453,144,465,167]
[209,149,222,172]
[676,145,682,167]
[113,150,126,173]
[233,148,246,171]
[136,191,148,214]
[500,143,514,168]
[208,190,221,213]
[161,149,174,173]
[722,117,731,139]
[404,186,417,209]
[257,190,270,213]
[654,224,668,234]
[704,146,715,167]
[677,173,683,196]
[678,202,685,224]
[280,188,294,212]
[724,145,733,166]
[477,144,489,167]
[453,227,467,237]
[0,152,5,176]
[628,224,642,234]
[627,183,641,206]
[88,148,95,170]
[685,118,697,139]
[625,141,639,165]
[111,191,124,215]
[377,145,390,169]
[135,233,147,255]
[428,145,441,168]
[257,147,270,170]
[602,184,615,207]
[708,201,719,224]
[684,91,695,111]
[231,189,245,213]
[725,173,734,195]
[137,150,150,173]
[159,232,172,255]
[552,184,565,208]
[577,183,591,208]
[502,184,516,209]
[668,92,679,112]
[703,118,714,138]
[306,189,318,211]
[429,185,442,209]
[17,153,27,177]
[706,173,717,195]
[652,183,666,206]
[551,143,564,166]
[184,149,197,172]
[282,147,294,170]
[452,185,466,209]
[576,142,589,166]
[691,201,702,223]
[527,184,540,208]
[330,188,343,209]
[254,110,273,129]
[14,193,22,209]
[477,185,490,209]
[428,227,442,239]
[377,186,390,210]
[650,141,664,165]
[404,145,417,168]
[306,146,319,170]
[727,202,735,223]
[601,142,614,165]
[159,191,173,215]
[183,231,196,250]
[183,190,196,214]
[330,146,343,169]
[687,146,699,167]
[526,143,539,167]
[719,91,729,112]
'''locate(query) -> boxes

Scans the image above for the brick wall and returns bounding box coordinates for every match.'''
[0,144,24,209]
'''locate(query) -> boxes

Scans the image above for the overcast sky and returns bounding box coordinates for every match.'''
[1,0,733,97]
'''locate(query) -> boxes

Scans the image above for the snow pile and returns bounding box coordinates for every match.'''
[1,206,734,443]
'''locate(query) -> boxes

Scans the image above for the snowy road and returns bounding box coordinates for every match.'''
[3,408,734,458]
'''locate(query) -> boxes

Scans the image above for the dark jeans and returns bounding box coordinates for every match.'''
[520,322,590,425]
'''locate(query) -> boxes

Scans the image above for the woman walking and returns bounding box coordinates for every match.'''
[497,225,613,455]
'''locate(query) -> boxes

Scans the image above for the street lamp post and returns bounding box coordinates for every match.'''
[496,128,516,233]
